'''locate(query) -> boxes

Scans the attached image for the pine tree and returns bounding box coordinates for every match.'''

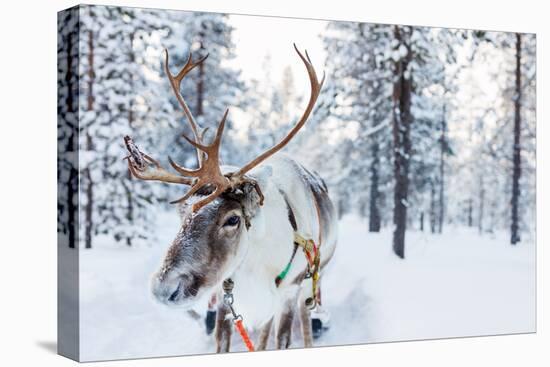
[74,7,250,248]
[510,33,522,245]
[450,31,536,241]
[78,5,178,247]
[390,25,413,259]
[307,22,395,226]
[164,12,245,167]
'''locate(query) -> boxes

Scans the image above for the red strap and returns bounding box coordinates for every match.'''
[305,247,313,266]
[304,241,318,268]
[234,319,255,352]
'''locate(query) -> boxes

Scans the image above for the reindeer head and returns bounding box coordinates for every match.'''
[124,45,324,308]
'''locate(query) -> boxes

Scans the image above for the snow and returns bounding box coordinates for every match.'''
[318,215,535,346]
[79,212,535,361]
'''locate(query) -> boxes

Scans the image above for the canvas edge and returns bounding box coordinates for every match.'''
[57,4,82,362]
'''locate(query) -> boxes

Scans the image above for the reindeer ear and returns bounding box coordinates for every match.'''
[241,182,266,235]
[236,164,272,227]
[241,181,263,211]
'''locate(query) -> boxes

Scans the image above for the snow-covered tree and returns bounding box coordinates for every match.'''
[58,7,80,248]
[443,30,535,244]
[78,5,179,247]
[312,22,464,257]
[162,11,245,167]
[73,6,250,248]
[61,7,536,255]
[302,22,395,224]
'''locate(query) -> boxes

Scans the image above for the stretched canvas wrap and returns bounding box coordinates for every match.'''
[57,4,536,362]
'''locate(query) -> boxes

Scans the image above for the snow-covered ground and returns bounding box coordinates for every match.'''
[79,212,535,361]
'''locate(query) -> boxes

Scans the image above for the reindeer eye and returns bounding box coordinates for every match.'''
[223,215,240,227]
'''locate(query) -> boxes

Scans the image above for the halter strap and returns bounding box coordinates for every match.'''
[275,187,323,301]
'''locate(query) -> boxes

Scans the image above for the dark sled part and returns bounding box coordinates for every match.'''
[311,318,324,339]
[205,310,217,335]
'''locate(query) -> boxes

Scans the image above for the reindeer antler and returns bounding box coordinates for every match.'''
[167,109,232,208]
[124,45,324,212]
[232,44,325,178]
[124,136,194,185]
[164,49,209,165]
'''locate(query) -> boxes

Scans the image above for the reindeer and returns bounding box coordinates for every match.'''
[123,45,337,352]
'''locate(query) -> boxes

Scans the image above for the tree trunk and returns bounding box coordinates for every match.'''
[510,33,522,245]
[67,165,77,249]
[391,26,412,259]
[83,30,95,249]
[338,198,346,220]
[368,141,381,232]
[84,163,93,249]
[478,175,485,235]
[438,104,446,234]
[128,31,135,127]
[488,197,496,234]
[467,198,473,227]
[87,30,95,111]
[430,182,436,234]
[65,31,77,249]
[419,212,424,232]
[124,33,138,247]
[122,179,134,247]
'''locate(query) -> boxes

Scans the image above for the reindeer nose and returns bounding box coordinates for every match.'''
[151,271,184,304]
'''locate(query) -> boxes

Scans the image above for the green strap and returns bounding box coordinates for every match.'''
[275,243,299,287]
[277,262,292,281]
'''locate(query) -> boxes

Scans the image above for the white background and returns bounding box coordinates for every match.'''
[0,0,547,366]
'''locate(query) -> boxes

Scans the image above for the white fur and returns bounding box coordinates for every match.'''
[226,155,338,329]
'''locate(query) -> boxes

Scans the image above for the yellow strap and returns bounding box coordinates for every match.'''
[293,233,315,252]
[293,191,323,309]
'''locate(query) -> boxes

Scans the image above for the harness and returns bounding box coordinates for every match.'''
[276,192,323,309]
[222,188,323,352]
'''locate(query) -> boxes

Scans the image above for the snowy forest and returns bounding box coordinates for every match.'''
[58,7,536,254]
[58,5,536,360]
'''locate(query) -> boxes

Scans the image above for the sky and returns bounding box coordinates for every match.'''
[223,14,329,138]
[225,13,506,154]
[227,14,328,97]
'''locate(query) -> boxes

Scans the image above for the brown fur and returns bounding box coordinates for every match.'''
[275,300,296,349]
[215,303,232,353]
[299,300,313,347]
[257,317,273,350]
[153,161,336,351]
[156,195,253,304]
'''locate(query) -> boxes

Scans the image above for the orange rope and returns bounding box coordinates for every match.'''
[234,319,255,351]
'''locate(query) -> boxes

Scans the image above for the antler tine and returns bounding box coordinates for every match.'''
[180,108,228,155]
[233,44,325,178]
[164,48,209,165]
[124,46,323,213]
[166,109,231,211]
[180,132,211,152]
[163,48,208,88]
[127,158,191,184]
[169,182,204,204]
[167,51,209,86]
[168,156,202,177]
[212,108,229,146]
[185,186,224,211]
[297,45,326,97]
[124,136,194,186]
